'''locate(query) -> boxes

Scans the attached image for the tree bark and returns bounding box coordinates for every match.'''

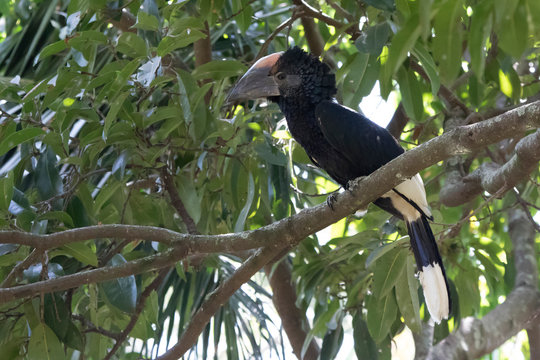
[265,260,320,360]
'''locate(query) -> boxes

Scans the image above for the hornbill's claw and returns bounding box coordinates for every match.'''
[326,192,338,210]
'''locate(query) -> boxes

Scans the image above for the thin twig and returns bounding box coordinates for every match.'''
[73,314,121,340]
[104,268,169,360]
[1,248,44,288]
[160,167,199,235]
[255,12,303,62]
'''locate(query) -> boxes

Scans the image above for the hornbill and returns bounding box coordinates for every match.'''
[227,47,450,323]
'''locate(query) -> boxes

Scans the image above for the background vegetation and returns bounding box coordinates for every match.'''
[0,0,539,359]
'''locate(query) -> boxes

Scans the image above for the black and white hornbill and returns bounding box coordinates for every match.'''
[227,47,450,323]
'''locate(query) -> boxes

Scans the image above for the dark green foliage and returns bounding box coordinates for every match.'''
[0,0,539,359]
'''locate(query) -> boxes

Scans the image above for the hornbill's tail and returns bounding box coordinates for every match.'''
[406,215,450,323]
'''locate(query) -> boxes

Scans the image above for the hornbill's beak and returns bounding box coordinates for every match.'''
[226,52,282,104]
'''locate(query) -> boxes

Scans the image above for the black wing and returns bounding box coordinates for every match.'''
[315,101,404,176]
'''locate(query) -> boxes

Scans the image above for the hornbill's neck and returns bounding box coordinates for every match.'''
[274,95,326,152]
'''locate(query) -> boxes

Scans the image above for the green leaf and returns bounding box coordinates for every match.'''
[43,293,83,350]
[455,262,481,317]
[234,172,255,232]
[371,247,408,298]
[397,66,424,122]
[35,147,63,201]
[381,14,421,97]
[192,60,247,80]
[100,254,137,313]
[176,72,193,126]
[42,132,66,157]
[175,173,202,224]
[395,257,421,333]
[235,1,254,33]
[412,42,440,95]
[35,40,67,64]
[364,0,395,11]
[0,127,44,156]
[366,236,408,268]
[469,0,494,78]
[144,106,180,127]
[116,32,148,58]
[68,30,108,48]
[355,22,391,55]
[497,0,528,58]
[134,11,160,31]
[36,211,74,227]
[366,291,397,343]
[352,313,378,360]
[254,142,287,166]
[0,171,14,211]
[60,242,98,266]
[168,16,205,35]
[320,323,344,360]
[94,180,121,212]
[103,92,129,138]
[27,323,66,360]
[157,29,206,56]
[432,0,464,84]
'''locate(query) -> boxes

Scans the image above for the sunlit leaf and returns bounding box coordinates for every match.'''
[27,323,65,360]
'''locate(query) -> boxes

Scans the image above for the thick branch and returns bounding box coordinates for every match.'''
[1,100,540,305]
[413,322,434,360]
[0,247,187,305]
[527,323,540,360]
[265,260,320,360]
[440,129,540,206]
[427,208,540,359]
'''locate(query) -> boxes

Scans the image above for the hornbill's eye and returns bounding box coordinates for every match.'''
[275,72,286,81]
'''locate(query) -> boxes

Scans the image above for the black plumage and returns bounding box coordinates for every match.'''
[227,47,450,323]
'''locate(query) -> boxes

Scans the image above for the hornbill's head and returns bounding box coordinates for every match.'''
[227,47,336,105]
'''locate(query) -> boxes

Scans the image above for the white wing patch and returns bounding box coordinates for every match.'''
[381,174,431,222]
[395,174,431,217]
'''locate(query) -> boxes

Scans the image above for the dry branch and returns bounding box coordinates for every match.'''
[440,129,540,207]
[156,246,284,360]
[265,260,320,359]
[1,100,539,326]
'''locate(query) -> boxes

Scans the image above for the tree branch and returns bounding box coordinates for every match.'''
[413,321,434,360]
[295,0,361,39]
[1,100,539,306]
[156,246,285,360]
[160,168,199,234]
[1,248,44,288]
[256,14,302,61]
[265,260,320,359]
[386,104,409,138]
[440,129,540,206]
[427,208,540,359]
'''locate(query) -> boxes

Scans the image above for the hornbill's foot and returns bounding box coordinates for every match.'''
[345,176,366,191]
[326,192,338,210]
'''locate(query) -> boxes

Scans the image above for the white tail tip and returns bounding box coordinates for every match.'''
[419,263,449,323]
